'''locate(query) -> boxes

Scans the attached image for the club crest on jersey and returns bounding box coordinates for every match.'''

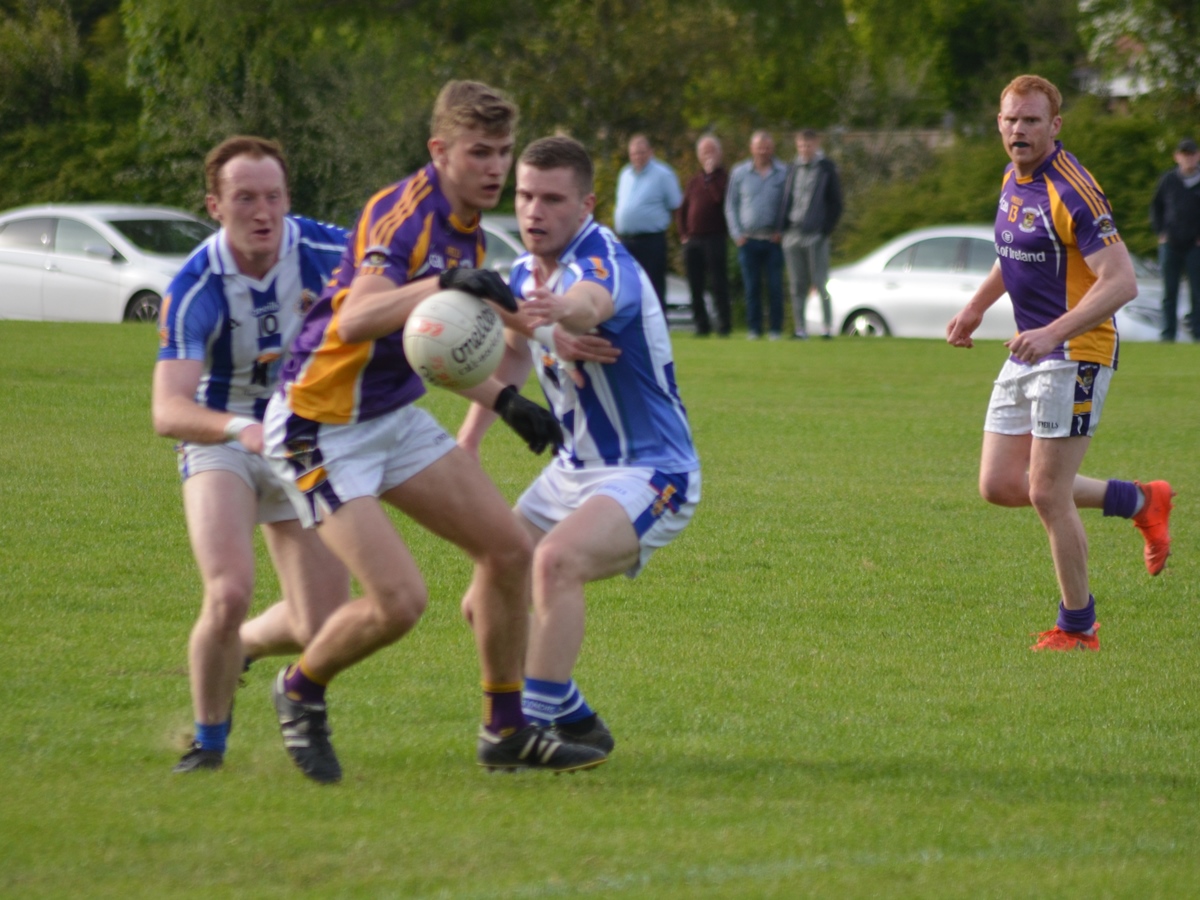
[1019,208,1039,233]
[1094,213,1117,236]
[363,245,389,268]
[299,289,318,314]
[1076,370,1095,394]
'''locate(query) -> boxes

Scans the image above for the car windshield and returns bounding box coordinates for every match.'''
[107,217,214,255]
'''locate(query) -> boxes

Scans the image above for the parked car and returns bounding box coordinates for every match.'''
[481,214,699,330]
[819,224,1166,342]
[0,203,214,323]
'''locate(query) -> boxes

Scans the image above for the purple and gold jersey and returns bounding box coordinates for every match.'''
[994,141,1122,367]
[279,163,486,424]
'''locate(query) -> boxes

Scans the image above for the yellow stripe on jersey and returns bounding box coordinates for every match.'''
[1044,178,1118,366]
[408,213,435,281]
[1051,157,1104,220]
[1073,401,1093,416]
[286,287,376,424]
[354,184,397,268]
[370,173,432,261]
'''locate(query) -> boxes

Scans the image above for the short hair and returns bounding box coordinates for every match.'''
[1000,74,1061,119]
[519,136,594,195]
[797,128,820,140]
[204,136,288,198]
[750,129,774,145]
[697,134,721,153]
[430,80,518,143]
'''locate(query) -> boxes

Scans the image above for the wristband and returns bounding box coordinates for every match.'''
[532,325,558,355]
[223,416,257,441]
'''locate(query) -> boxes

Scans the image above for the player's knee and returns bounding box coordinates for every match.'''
[1027,480,1069,517]
[979,475,1026,508]
[372,586,427,639]
[479,526,533,580]
[200,580,253,636]
[532,540,586,592]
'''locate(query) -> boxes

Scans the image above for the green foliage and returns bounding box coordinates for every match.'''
[3,322,1199,896]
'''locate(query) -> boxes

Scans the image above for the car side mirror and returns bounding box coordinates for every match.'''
[83,243,117,260]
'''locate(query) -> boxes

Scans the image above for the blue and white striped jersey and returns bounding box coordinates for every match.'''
[509,216,699,473]
[157,216,348,420]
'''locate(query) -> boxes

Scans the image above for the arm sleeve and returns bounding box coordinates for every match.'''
[724,168,742,241]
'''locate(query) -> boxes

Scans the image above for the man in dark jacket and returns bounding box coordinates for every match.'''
[677,134,731,336]
[778,128,843,339]
[1150,137,1200,342]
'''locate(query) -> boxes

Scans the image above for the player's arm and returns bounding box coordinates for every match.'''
[523,281,614,334]
[456,328,536,459]
[152,359,263,453]
[946,261,1007,349]
[1005,243,1137,363]
[336,272,440,344]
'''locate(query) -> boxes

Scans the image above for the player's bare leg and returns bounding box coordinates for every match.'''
[240,522,351,659]
[524,497,639,682]
[1028,435,1093,609]
[176,471,257,770]
[979,431,1108,511]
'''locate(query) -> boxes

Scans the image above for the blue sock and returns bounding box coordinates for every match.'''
[523,678,595,726]
[1103,480,1141,518]
[195,720,230,754]
[1057,596,1096,635]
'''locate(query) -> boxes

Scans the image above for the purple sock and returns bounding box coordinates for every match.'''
[283,661,326,704]
[1103,479,1140,518]
[483,684,527,737]
[1057,596,1096,634]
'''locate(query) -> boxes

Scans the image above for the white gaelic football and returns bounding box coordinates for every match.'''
[403,289,506,390]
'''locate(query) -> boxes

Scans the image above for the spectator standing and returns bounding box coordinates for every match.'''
[677,135,731,337]
[779,128,843,339]
[1150,137,1200,342]
[725,131,787,339]
[614,134,682,313]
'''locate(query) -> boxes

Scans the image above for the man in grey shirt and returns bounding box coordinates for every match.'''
[725,130,787,339]
[779,128,843,339]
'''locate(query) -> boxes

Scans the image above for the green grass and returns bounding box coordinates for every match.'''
[2,322,1198,898]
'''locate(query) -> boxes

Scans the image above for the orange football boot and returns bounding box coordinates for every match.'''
[1030,623,1101,652]
[1133,480,1175,576]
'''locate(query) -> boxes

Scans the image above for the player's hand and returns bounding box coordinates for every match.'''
[238,423,264,454]
[946,309,982,348]
[552,329,621,365]
[1005,327,1058,364]
[522,286,569,324]
[493,385,563,454]
[438,267,518,313]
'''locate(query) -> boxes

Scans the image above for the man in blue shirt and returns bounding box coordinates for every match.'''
[153,136,351,773]
[460,135,700,754]
[614,134,682,313]
[725,131,787,339]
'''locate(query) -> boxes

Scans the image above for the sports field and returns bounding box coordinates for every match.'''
[2,321,1197,898]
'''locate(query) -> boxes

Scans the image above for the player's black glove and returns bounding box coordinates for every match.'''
[494,385,563,455]
[438,267,518,313]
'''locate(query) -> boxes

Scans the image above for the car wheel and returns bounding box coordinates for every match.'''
[124,291,162,323]
[841,309,890,337]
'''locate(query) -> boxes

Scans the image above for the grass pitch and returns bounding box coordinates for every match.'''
[1,322,1197,898]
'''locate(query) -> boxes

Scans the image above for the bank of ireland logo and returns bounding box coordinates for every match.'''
[1002,230,1014,244]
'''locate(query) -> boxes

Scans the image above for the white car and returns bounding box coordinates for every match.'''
[482,214,700,330]
[0,203,214,323]
[819,224,1165,341]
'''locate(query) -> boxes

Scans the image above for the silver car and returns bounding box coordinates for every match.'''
[0,203,214,323]
[820,224,1165,341]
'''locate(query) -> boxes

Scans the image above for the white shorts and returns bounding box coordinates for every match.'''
[262,398,456,528]
[984,358,1113,439]
[176,440,298,524]
[517,463,701,578]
